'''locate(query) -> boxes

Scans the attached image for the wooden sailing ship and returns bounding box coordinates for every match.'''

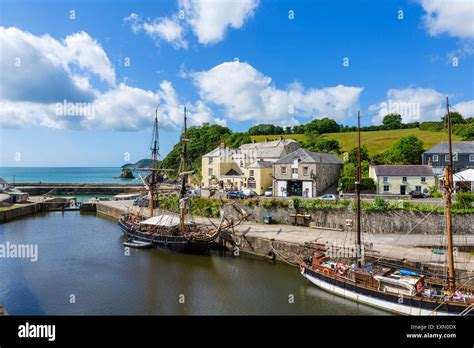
[119,106,248,253]
[300,98,474,315]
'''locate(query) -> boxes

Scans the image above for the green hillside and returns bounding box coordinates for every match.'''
[250,129,460,156]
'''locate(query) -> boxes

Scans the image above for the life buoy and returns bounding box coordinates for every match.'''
[336,262,347,275]
[416,281,424,293]
[322,268,330,275]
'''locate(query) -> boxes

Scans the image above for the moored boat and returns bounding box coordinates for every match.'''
[300,100,474,316]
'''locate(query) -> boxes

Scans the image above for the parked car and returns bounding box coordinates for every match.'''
[317,194,337,201]
[226,191,245,199]
[187,189,201,197]
[242,189,257,197]
[264,188,273,197]
[409,190,426,198]
[133,197,149,207]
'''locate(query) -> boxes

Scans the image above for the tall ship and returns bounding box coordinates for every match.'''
[300,97,474,316]
[119,106,248,253]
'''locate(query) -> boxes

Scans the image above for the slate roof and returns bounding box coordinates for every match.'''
[275,148,343,165]
[424,141,474,154]
[373,165,434,177]
[239,139,297,150]
[248,160,273,169]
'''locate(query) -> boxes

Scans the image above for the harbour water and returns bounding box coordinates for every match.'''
[0,167,139,184]
[0,211,388,315]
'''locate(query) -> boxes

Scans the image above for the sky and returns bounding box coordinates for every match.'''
[0,0,473,167]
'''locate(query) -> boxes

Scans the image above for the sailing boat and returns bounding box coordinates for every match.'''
[300,100,474,315]
[119,106,248,253]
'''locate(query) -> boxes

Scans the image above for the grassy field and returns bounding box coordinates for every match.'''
[250,129,460,156]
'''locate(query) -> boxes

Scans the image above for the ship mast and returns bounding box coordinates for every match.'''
[444,96,456,294]
[179,106,188,233]
[149,106,159,217]
[355,110,362,267]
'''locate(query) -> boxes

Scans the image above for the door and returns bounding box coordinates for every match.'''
[400,186,406,195]
[277,181,287,197]
[302,181,313,198]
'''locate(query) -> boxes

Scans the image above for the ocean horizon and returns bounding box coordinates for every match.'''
[0,167,140,184]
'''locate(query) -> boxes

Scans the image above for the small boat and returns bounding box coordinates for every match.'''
[123,239,153,249]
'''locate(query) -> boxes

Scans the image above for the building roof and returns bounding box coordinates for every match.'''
[240,138,297,150]
[373,165,434,177]
[274,148,344,165]
[453,169,474,182]
[0,178,7,184]
[424,141,474,154]
[248,160,273,169]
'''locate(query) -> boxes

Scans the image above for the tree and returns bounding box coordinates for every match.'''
[382,113,402,130]
[383,135,424,164]
[442,111,465,124]
[225,132,251,148]
[460,124,474,140]
[160,123,232,171]
[248,124,284,135]
[304,134,341,153]
[347,145,370,164]
[305,117,340,134]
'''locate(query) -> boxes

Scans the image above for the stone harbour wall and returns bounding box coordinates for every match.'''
[224,205,474,235]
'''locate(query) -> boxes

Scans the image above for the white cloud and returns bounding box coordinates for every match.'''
[0,27,115,104]
[419,0,474,39]
[124,14,187,49]
[192,61,363,123]
[0,27,221,131]
[179,0,259,44]
[143,18,188,49]
[452,100,474,118]
[124,0,259,47]
[369,88,443,123]
[369,87,474,123]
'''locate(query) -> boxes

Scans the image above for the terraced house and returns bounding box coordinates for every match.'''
[201,139,300,195]
[422,141,474,175]
[273,148,344,197]
[369,165,435,195]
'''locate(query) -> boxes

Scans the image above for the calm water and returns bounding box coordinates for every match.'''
[0,167,140,184]
[0,212,389,315]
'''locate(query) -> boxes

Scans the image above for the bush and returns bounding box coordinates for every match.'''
[338,177,376,192]
[455,192,474,209]
[419,121,444,132]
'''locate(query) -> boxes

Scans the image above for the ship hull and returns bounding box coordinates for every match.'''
[118,218,212,254]
[301,266,472,316]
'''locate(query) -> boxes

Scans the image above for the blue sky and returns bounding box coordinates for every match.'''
[0,0,473,166]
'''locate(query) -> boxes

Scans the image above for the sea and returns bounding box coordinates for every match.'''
[0,167,140,184]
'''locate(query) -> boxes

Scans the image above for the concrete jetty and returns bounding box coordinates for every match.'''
[94,199,474,274]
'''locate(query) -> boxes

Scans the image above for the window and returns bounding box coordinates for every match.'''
[303,166,308,175]
[383,185,389,192]
[281,167,287,174]
[421,176,426,182]
[208,157,213,164]
[383,176,388,182]
[240,161,243,167]
[402,177,407,182]
[248,182,256,188]
[249,170,254,176]
[470,154,474,162]
[208,168,213,176]
[415,186,422,192]
[292,168,298,174]
[432,155,439,162]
